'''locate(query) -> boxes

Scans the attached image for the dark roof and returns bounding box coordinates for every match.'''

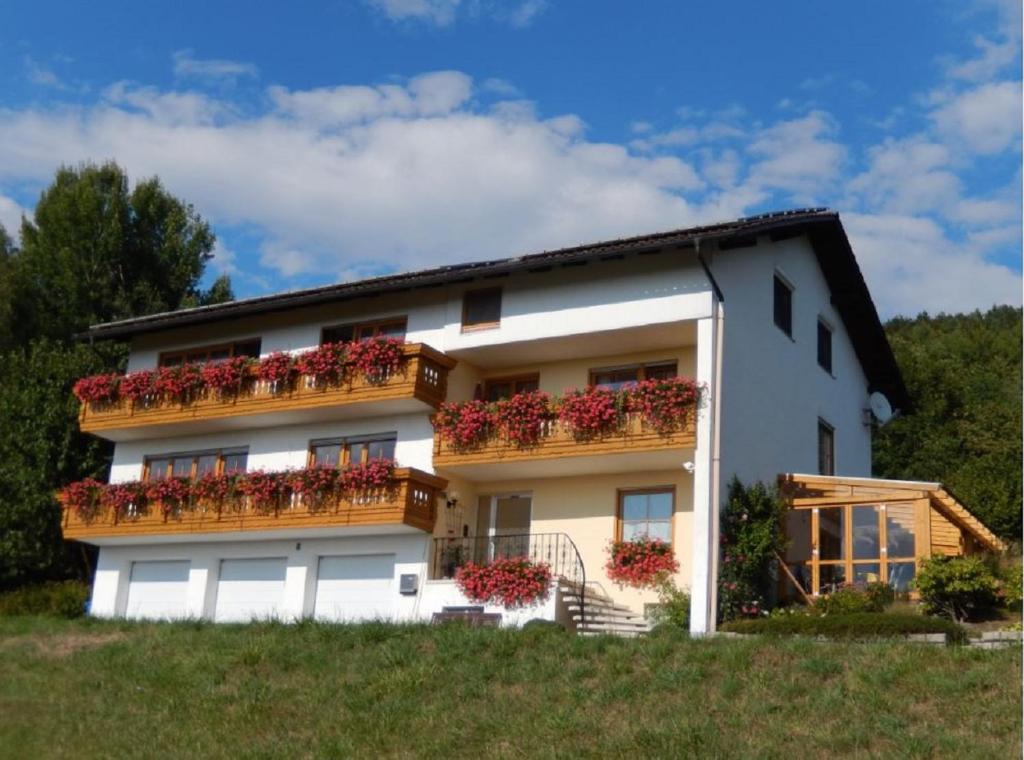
[84,208,910,409]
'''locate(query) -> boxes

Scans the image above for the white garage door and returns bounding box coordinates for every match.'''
[214,558,287,622]
[125,560,190,620]
[314,554,395,622]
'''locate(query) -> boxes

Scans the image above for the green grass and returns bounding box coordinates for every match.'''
[0,617,1020,759]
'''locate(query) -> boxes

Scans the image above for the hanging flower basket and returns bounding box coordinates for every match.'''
[145,477,193,516]
[495,390,554,448]
[626,377,700,434]
[295,342,349,386]
[289,466,341,511]
[119,370,157,403]
[237,470,291,514]
[72,374,120,406]
[102,481,148,518]
[201,356,255,398]
[557,386,624,440]
[255,352,297,388]
[348,337,405,384]
[605,537,679,588]
[433,400,494,451]
[454,557,552,608]
[193,472,244,512]
[60,477,106,521]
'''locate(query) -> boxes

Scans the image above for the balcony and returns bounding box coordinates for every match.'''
[61,468,446,543]
[433,411,696,481]
[78,344,456,441]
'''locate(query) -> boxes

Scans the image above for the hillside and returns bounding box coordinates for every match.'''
[874,306,1022,539]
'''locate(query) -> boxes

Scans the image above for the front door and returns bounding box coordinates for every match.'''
[480,493,532,560]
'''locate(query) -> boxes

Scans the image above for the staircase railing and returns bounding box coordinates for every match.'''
[431,532,586,624]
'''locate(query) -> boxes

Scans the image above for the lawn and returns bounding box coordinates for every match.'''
[0,617,1019,759]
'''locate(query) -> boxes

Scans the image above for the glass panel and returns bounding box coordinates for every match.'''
[646,521,672,543]
[494,496,530,535]
[322,325,355,345]
[818,507,845,560]
[234,340,261,358]
[223,452,247,473]
[621,522,647,541]
[647,491,673,520]
[159,355,182,367]
[147,458,170,480]
[852,505,880,560]
[367,438,396,461]
[486,381,512,402]
[886,503,916,558]
[818,563,845,592]
[172,457,194,478]
[186,351,208,363]
[621,494,647,522]
[312,444,342,468]
[785,510,812,563]
[347,442,366,465]
[853,563,881,584]
[196,455,219,477]
[514,378,539,395]
[784,563,812,599]
[209,348,231,361]
[644,362,677,380]
[887,561,916,592]
[376,321,407,338]
[592,367,639,390]
[463,289,502,326]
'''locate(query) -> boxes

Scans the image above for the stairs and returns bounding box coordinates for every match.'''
[559,581,653,637]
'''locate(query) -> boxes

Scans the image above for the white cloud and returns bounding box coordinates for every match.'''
[0,195,26,238]
[930,80,1022,154]
[172,50,258,83]
[24,56,61,88]
[367,0,547,27]
[745,111,846,197]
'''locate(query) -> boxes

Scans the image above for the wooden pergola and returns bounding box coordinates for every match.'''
[777,474,1006,598]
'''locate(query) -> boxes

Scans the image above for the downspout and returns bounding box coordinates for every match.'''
[696,240,725,633]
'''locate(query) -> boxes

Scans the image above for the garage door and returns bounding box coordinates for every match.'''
[314,554,395,622]
[125,560,190,620]
[214,558,287,622]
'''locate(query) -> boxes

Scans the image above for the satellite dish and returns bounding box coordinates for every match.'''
[868,392,893,424]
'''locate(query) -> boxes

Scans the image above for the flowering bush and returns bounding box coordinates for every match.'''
[342,458,396,493]
[605,537,679,588]
[495,391,553,447]
[455,557,552,608]
[433,400,494,451]
[193,472,244,510]
[119,370,156,402]
[72,374,120,405]
[557,386,623,440]
[237,470,291,513]
[626,377,700,434]
[348,337,405,383]
[295,342,349,386]
[60,478,105,520]
[290,466,340,509]
[256,352,297,385]
[145,477,193,515]
[154,364,205,401]
[201,356,254,396]
[102,481,148,516]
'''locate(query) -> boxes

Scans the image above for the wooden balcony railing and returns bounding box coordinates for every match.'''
[61,468,446,540]
[433,411,696,468]
[78,344,456,435]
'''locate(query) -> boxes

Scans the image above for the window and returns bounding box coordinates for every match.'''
[773,274,793,337]
[618,489,674,544]
[309,434,397,467]
[817,319,833,373]
[159,339,261,368]
[483,375,540,402]
[144,448,248,480]
[817,419,835,476]
[321,317,407,345]
[590,361,677,390]
[461,288,502,330]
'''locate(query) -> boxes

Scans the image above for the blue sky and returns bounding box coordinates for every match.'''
[2,0,1020,317]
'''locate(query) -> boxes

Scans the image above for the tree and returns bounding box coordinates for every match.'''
[0,162,233,588]
[874,307,1022,539]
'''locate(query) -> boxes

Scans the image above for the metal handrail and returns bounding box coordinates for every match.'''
[431,532,586,624]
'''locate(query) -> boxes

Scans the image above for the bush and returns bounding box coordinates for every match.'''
[0,581,90,618]
[815,582,894,615]
[997,559,1022,612]
[649,581,691,630]
[720,612,966,643]
[915,555,999,622]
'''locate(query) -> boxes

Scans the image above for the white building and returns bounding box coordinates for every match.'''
[65,208,925,635]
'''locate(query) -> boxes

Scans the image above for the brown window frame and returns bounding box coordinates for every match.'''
[158,338,262,368]
[307,433,398,468]
[143,447,249,481]
[588,360,678,388]
[482,373,540,402]
[616,487,676,546]
[461,287,503,332]
[320,317,408,345]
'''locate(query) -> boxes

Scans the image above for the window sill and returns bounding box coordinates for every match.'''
[461,322,501,333]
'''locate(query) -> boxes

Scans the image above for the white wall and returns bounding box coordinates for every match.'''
[712,235,872,488]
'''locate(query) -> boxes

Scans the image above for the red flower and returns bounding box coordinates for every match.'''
[153,364,205,401]
[295,342,349,385]
[193,472,243,510]
[72,374,120,405]
[201,356,254,396]
[342,458,395,493]
[605,537,679,588]
[119,370,157,402]
[433,400,494,451]
[256,352,297,384]
[557,386,623,440]
[289,465,340,509]
[495,391,554,448]
[102,481,148,516]
[455,557,552,608]
[347,337,405,383]
[625,377,701,435]
[60,477,105,519]
[145,477,193,514]
[237,470,291,513]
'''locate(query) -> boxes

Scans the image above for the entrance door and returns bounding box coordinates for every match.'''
[482,493,531,559]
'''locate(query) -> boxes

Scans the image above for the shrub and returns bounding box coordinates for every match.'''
[999,560,1023,612]
[0,581,91,619]
[495,391,553,447]
[433,400,493,451]
[605,537,679,588]
[815,582,894,615]
[649,580,691,629]
[557,386,623,440]
[455,557,552,608]
[720,612,967,643]
[718,478,788,620]
[915,555,999,622]
[626,376,700,434]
